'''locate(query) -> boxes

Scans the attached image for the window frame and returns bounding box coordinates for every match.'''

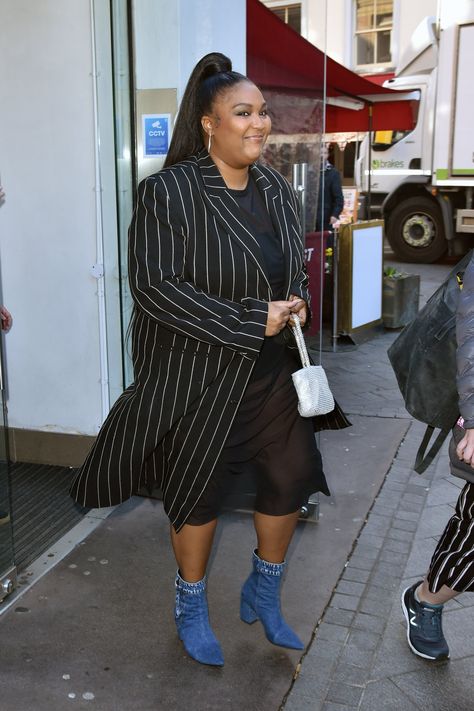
[353,0,394,71]
[264,0,303,35]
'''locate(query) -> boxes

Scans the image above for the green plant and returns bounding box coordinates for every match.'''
[384,266,408,279]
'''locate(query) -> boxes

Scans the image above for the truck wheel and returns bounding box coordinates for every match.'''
[386,196,446,263]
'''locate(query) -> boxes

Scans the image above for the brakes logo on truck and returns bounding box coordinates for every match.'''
[372,159,405,169]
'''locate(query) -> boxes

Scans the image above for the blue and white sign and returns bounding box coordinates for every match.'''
[142,113,171,157]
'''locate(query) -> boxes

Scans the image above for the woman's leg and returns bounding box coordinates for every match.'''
[240,510,304,650]
[170,519,217,582]
[253,510,300,563]
[402,482,474,661]
[417,580,459,605]
[171,519,223,666]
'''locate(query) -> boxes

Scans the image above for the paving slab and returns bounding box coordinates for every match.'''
[0,415,409,711]
[389,657,474,711]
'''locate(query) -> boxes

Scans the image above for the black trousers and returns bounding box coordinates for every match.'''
[187,352,329,525]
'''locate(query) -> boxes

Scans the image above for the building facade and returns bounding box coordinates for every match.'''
[262,0,438,76]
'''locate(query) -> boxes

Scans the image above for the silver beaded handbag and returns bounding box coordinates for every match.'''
[290,316,335,417]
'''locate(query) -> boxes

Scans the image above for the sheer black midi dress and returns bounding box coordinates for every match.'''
[187,176,329,525]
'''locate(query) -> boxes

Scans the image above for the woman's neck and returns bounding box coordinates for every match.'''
[211,155,250,190]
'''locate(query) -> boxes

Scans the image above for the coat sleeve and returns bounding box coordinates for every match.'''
[128,175,268,357]
[456,254,474,427]
[329,169,344,219]
[289,265,310,305]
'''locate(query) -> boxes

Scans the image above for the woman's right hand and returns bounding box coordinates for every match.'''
[265,299,303,336]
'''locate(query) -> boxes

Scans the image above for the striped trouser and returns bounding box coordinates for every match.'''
[427,481,474,593]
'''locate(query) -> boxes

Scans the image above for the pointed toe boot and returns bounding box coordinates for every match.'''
[174,572,224,666]
[240,550,304,650]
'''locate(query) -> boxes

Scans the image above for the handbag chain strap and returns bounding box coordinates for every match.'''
[290,315,311,368]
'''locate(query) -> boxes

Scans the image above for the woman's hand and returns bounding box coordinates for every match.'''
[0,305,12,332]
[456,427,474,468]
[289,294,308,327]
[265,298,303,336]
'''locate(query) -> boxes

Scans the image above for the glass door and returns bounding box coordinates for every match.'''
[0,333,15,604]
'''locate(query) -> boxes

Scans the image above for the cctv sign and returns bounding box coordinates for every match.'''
[143,114,171,157]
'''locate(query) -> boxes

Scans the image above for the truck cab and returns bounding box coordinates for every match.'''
[356,10,474,263]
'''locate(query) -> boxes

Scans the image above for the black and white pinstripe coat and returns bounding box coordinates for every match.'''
[71,150,348,530]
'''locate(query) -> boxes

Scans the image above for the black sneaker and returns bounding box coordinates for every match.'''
[401,582,450,661]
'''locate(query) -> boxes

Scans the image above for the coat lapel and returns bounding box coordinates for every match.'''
[196,151,300,298]
[197,151,272,288]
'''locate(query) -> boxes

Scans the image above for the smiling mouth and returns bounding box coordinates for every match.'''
[245,135,265,141]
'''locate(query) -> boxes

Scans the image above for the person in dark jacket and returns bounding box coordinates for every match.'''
[315,144,344,233]
[402,253,474,661]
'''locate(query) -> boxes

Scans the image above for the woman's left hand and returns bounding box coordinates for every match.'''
[456,427,474,468]
[289,295,307,326]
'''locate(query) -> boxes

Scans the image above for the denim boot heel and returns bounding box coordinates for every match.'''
[240,550,304,650]
[174,572,224,666]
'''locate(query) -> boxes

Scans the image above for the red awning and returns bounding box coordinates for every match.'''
[362,72,396,86]
[325,100,417,132]
[246,0,413,132]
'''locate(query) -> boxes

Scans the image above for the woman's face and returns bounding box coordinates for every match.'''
[202,81,271,169]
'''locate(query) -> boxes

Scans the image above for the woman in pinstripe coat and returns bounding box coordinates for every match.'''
[402,253,474,662]
[71,53,348,666]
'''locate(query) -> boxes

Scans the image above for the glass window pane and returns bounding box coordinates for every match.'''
[356,32,375,65]
[377,29,392,63]
[356,0,374,31]
[287,6,301,33]
[272,8,286,22]
[376,0,393,29]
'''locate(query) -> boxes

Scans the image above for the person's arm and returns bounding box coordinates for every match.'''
[128,175,269,357]
[455,256,474,464]
[329,169,344,224]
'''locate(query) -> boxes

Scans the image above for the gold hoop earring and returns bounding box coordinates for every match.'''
[208,133,212,152]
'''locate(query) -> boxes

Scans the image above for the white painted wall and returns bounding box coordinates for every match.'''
[178,0,247,94]
[306,0,345,64]
[0,0,103,434]
[133,0,246,98]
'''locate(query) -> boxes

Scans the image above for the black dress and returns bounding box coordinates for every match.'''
[187,176,329,524]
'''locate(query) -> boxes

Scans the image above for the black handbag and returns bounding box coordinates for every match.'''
[388,250,472,474]
[449,423,474,483]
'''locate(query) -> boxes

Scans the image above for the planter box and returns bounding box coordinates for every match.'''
[383,274,420,328]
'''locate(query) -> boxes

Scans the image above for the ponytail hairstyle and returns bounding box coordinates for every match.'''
[164,52,247,168]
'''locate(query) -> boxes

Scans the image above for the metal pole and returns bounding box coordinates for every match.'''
[331,227,339,351]
[292,163,308,242]
[367,104,373,218]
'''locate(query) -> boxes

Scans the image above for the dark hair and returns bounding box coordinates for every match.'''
[164,52,248,168]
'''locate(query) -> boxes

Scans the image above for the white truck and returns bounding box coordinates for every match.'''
[356,5,474,262]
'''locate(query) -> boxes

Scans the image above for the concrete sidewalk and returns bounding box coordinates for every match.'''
[1,258,469,711]
[285,260,474,711]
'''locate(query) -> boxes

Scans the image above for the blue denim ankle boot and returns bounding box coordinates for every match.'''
[240,550,304,650]
[174,572,224,666]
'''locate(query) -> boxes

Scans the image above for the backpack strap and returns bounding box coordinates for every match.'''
[414,425,450,474]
